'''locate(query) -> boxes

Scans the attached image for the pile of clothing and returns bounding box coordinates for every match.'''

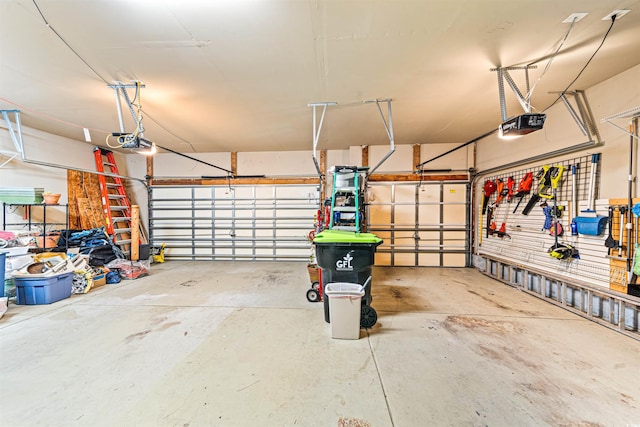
[54,228,125,266]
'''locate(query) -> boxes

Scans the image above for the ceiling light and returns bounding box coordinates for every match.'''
[499,114,546,139]
[602,9,630,20]
[137,138,157,156]
[563,13,588,23]
[138,142,156,156]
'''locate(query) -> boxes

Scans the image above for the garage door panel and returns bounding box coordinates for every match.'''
[150,184,318,261]
[395,204,415,224]
[442,205,465,223]
[368,181,468,267]
[443,184,467,202]
[418,207,440,224]
[375,252,391,266]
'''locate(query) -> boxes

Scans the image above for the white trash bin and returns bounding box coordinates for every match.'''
[325,282,365,340]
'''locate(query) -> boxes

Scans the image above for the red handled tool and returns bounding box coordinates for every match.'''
[512,172,533,213]
[494,178,506,207]
[482,179,497,214]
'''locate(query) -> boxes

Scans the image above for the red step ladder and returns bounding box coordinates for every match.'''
[93,147,132,252]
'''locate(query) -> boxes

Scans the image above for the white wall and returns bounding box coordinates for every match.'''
[0,124,135,227]
[3,64,637,233]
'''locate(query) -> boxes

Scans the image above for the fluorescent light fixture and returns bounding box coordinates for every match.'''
[83,127,91,142]
[499,114,546,139]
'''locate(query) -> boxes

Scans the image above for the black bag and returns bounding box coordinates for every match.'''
[81,244,118,266]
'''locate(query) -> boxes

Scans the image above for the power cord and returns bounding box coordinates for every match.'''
[542,14,618,113]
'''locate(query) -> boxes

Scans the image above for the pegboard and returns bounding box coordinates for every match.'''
[479,153,601,208]
[475,152,630,291]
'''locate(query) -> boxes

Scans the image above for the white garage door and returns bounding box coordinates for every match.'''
[367,181,469,267]
[149,184,319,261]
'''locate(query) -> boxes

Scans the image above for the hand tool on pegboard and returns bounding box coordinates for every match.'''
[494,178,506,207]
[497,177,515,235]
[512,172,533,213]
[604,206,618,251]
[630,203,640,284]
[489,205,498,236]
[481,179,497,214]
[570,165,578,236]
[522,165,564,215]
[548,187,578,260]
[580,153,600,217]
[618,206,627,257]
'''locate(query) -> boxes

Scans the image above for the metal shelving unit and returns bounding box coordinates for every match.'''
[2,202,69,250]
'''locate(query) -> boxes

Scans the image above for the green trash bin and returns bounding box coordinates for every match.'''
[313,229,382,327]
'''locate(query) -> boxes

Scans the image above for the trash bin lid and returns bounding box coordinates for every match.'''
[313,229,382,244]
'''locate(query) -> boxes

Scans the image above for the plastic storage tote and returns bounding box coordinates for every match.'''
[325,282,365,339]
[313,229,382,326]
[15,272,73,305]
[0,252,5,298]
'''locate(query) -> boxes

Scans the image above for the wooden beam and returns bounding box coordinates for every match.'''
[320,150,326,175]
[320,149,327,203]
[413,144,421,170]
[152,177,322,186]
[362,145,369,167]
[368,173,468,182]
[151,173,467,186]
[67,170,82,229]
[146,155,153,186]
[231,152,237,176]
[131,205,140,261]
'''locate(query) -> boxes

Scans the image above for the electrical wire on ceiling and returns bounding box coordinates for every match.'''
[141,110,198,153]
[523,16,578,108]
[418,14,619,169]
[0,97,110,134]
[542,14,618,113]
[31,0,109,85]
[30,0,202,154]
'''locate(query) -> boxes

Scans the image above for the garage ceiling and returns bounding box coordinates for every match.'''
[1,0,639,155]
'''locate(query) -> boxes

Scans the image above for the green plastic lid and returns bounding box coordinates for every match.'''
[313,229,382,244]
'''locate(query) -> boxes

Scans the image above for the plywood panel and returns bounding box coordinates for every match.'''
[67,170,105,231]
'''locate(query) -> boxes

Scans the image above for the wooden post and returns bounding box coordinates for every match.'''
[231,152,238,176]
[131,205,140,261]
[146,155,153,186]
[413,144,421,171]
[320,150,327,203]
[362,145,369,168]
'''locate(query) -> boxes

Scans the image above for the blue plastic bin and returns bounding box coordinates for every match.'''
[0,252,5,298]
[574,215,608,236]
[15,272,73,305]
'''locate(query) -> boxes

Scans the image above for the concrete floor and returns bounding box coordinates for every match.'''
[1,262,639,427]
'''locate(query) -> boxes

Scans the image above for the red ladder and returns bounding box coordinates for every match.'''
[93,147,132,251]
